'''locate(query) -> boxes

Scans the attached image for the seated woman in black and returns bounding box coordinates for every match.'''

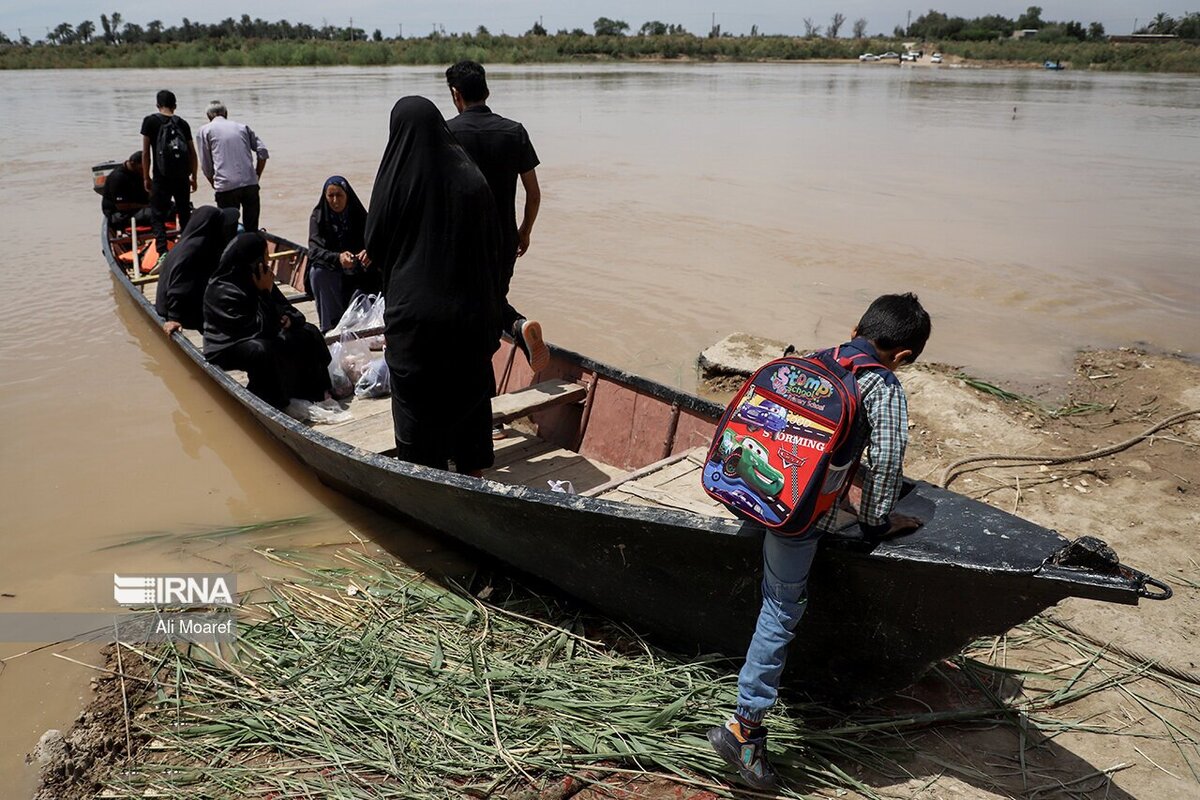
[308,176,381,331]
[157,206,239,335]
[202,232,333,410]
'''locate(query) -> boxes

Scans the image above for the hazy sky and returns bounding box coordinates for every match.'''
[4,2,1184,41]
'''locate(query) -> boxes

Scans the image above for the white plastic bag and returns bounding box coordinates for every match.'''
[359,293,385,331]
[339,334,374,385]
[326,341,353,399]
[547,480,576,494]
[285,398,353,425]
[329,293,384,338]
[354,357,391,399]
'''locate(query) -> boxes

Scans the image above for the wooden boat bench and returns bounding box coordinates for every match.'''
[584,447,736,518]
[492,379,587,424]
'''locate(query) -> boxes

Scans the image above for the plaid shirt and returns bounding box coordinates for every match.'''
[812,368,909,536]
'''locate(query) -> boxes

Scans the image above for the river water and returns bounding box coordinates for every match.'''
[0,63,1197,793]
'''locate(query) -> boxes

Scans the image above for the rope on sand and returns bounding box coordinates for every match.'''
[939,408,1200,489]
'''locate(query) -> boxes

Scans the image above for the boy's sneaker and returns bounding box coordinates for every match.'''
[707,719,778,790]
[512,319,550,373]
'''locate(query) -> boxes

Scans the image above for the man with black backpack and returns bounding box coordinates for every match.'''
[141,89,197,267]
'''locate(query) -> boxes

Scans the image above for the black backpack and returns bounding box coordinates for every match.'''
[155,116,189,178]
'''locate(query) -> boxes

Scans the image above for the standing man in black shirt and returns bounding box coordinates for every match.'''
[141,89,198,267]
[101,151,151,230]
[445,61,549,385]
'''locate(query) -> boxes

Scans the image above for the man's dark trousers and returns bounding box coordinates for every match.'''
[151,177,191,252]
[215,185,261,231]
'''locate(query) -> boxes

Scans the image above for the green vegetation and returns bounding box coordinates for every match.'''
[97,548,1200,797]
[2,9,1198,72]
[2,33,1198,72]
[955,373,1109,418]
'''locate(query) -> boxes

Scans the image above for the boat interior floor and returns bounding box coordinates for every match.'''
[144,281,733,518]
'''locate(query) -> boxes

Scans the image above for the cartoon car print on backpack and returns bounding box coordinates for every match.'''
[704,466,786,525]
[734,396,789,436]
[713,428,785,499]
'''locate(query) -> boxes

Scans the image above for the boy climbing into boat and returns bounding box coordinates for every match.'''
[708,292,932,789]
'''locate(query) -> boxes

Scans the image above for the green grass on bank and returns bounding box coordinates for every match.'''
[3,35,1198,73]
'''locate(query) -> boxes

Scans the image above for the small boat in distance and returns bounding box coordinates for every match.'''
[1045,59,1066,70]
[99,187,1170,701]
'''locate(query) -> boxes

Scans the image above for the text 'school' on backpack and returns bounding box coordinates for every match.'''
[701,347,886,535]
[155,117,190,179]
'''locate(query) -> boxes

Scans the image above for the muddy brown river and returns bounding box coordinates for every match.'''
[1,63,1197,794]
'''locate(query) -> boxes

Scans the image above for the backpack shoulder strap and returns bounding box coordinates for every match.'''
[832,345,900,387]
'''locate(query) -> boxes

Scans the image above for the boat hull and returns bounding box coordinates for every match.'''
[103,219,1164,700]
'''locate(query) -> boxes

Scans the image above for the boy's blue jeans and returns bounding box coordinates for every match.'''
[735,531,822,723]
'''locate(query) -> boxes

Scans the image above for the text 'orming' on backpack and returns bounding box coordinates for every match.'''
[701,347,886,535]
[155,116,190,179]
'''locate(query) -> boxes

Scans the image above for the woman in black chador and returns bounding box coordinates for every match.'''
[365,96,503,475]
[202,231,332,409]
[156,206,239,334]
[307,176,381,331]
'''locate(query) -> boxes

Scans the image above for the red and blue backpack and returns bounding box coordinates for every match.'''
[701,342,891,535]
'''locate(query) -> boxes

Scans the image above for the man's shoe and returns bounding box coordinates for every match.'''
[513,319,550,373]
[707,719,778,791]
[492,424,507,441]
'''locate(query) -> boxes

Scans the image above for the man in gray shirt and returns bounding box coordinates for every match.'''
[196,100,269,230]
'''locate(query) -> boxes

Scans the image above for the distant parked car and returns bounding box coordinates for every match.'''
[880,51,900,59]
[930,53,943,63]
[901,52,918,61]
[858,53,879,62]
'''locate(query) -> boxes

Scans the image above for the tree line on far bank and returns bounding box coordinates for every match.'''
[904,6,1200,41]
[7,7,1200,48]
[1,9,1197,73]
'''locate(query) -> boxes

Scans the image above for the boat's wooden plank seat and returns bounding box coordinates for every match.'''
[485,441,624,493]
[596,448,736,519]
[492,380,586,424]
[141,275,310,314]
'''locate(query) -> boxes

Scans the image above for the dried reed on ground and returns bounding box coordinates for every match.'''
[98,549,1200,799]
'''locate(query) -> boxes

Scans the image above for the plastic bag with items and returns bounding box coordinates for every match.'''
[329,293,385,338]
[326,341,353,399]
[339,334,374,385]
[354,356,391,399]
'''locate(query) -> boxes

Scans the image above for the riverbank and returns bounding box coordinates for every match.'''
[2,35,1197,72]
[26,347,1200,799]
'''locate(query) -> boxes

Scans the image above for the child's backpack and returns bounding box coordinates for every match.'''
[155,116,190,179]
[701,346,887,535]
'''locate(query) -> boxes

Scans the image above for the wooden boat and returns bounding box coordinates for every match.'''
[102,217,1171,701]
